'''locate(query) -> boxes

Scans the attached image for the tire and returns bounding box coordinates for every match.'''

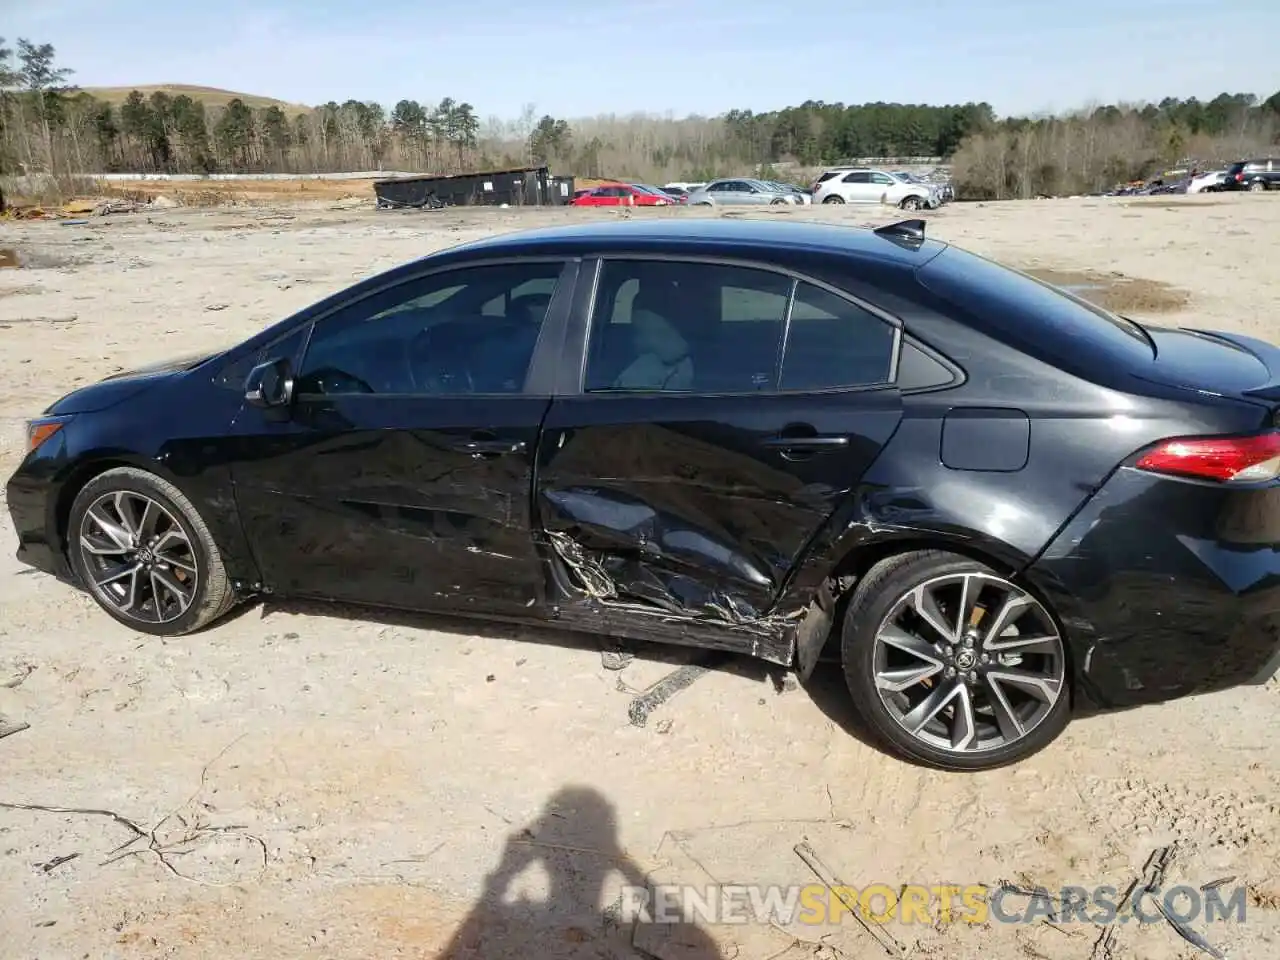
[770,197,786,205]
[899,195,923,211]
[840,550,1071,771]
[822,195,845,204]
[66,466,237,636]
[1249,180,1267,192]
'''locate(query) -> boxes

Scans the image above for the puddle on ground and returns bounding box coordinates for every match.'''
[1023,268,1190,314]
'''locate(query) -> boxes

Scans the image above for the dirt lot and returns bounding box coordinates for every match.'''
[1,194,1278,960]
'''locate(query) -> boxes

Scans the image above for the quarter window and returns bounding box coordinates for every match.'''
[294,261,564,396]
[780,283,897,390]
[584,259,792,393]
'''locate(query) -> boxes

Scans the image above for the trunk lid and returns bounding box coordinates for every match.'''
[1133,326,1280,407]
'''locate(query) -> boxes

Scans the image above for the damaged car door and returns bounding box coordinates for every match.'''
[228,258,574,614]
[536,255,905,644]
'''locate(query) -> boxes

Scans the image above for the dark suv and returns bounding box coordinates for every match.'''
[1221,159,1279,191]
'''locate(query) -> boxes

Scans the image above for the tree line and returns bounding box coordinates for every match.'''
[2,37,1278,198]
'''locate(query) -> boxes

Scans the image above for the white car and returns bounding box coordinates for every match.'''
[1187,170,1227,194]
[812,167,938,210]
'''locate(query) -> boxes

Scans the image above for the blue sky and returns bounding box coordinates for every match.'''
[4,0,1277,120]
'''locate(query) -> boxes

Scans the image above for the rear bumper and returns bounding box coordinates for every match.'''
[1027,466,1280,712]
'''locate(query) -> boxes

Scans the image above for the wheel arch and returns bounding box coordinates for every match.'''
[792,531,1050,681]
[821,535,1080,688]
[52,453,262,592]
[53,454,170,558]
[830,534,1024,584]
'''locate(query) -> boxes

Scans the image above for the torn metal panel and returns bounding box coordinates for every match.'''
[545,527,803,666]
[543,487,774,588]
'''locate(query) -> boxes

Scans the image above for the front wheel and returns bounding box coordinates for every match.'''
[822,195,845,204]
[899,195,923,210]
[67,466,237,636]
[840,550,1071,770]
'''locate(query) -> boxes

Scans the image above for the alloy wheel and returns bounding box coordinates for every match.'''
[872,573,1065,755]
[77,490,200,624]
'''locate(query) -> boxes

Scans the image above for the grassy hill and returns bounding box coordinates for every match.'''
[81,85,312,116]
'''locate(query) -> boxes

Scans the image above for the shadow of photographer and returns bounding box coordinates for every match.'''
[436,784,722,959]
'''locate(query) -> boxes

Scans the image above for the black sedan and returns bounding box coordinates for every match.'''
[8,218,1280,770]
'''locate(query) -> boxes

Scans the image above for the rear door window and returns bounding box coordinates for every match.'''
[584,259,791,393]
[781,284,897,390]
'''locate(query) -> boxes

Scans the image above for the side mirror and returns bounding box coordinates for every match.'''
[245,357,293,409]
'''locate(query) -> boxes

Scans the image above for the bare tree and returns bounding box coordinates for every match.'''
[16,38,73,173]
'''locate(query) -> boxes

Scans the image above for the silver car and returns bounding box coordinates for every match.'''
[686,178,797,206]
[764,180,812,204]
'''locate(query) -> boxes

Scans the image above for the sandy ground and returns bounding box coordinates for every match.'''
[0,194,1278,960]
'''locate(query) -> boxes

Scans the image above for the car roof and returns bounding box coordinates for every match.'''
[446,218,949,265]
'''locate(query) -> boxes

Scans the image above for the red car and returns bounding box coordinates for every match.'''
[570,182,676,206]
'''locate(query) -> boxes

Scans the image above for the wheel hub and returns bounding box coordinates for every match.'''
[871,571,1066,755]
[78,490,199,624]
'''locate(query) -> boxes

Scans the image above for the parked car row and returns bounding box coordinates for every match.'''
[568,168,957,212]
[570,178,816,209]
[1107,157,1278,197]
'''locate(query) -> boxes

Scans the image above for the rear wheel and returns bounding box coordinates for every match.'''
[840,550,1071,770]
[67,467,237,636]
[822,195,845,204]
[1249,180,1267,192]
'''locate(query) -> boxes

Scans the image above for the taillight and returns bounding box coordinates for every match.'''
[1135,431,1280,482]
[1235,173,1244,181]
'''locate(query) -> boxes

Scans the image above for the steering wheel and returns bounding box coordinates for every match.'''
[508,292,552,325]
[300,366,375,395]
[404,327,475,394]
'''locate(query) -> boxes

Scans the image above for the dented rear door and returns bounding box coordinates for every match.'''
[535,256,906,624]
[537,392,903,621]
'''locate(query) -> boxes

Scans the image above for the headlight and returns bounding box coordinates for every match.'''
[26,415,72,453]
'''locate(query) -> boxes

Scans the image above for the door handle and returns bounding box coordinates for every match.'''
[763,435,849,449]
[454,439,527,455]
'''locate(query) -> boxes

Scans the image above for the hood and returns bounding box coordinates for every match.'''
[44,349,219,416]
[100,349,216,381]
